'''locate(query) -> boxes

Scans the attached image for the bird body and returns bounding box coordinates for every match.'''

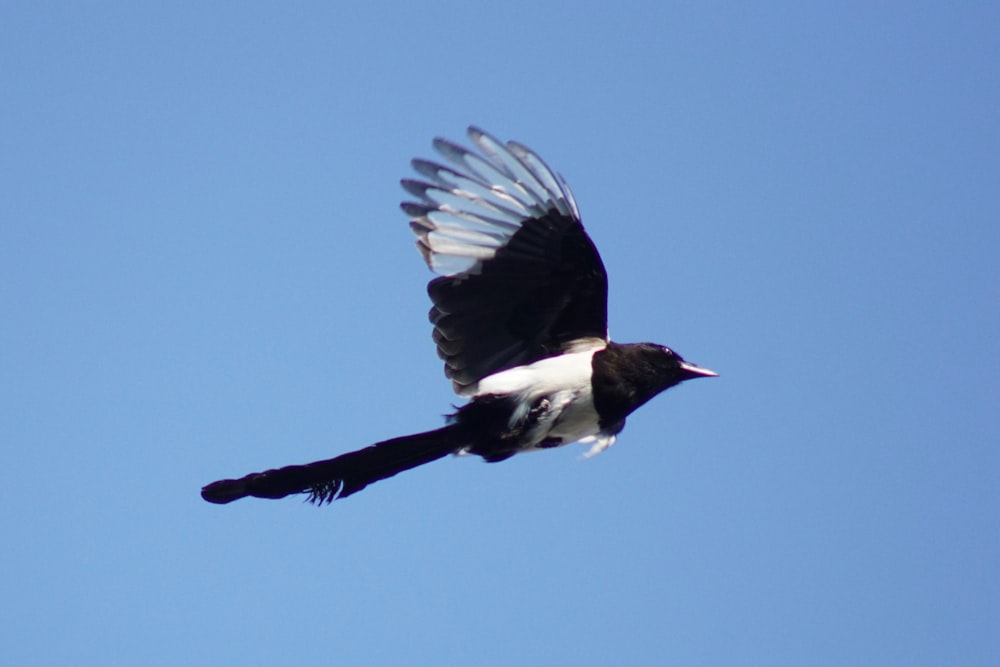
[472,344,605,447]
[202,127,715,506]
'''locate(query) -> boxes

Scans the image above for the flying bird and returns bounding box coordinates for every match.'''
[201,127,716,505]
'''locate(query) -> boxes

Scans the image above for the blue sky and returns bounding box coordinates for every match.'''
[2,2,997,665]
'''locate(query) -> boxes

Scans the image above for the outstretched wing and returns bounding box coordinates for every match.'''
[402,127,609,396]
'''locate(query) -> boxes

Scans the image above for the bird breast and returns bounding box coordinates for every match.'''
[474,348,604,447]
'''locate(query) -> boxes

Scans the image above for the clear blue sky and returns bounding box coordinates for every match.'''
[2,2,997,665]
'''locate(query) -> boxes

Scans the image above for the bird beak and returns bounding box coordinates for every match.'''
[679,361,718,379]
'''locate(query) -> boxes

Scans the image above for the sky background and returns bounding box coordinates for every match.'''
[2,2,998,665]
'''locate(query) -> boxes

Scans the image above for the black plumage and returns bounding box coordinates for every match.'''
[201,127,715,506]
[427,209,608,392]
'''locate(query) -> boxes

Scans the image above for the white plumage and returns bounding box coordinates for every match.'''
[471,343,614,455]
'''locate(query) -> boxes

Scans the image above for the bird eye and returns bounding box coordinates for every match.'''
[661,346,673,355]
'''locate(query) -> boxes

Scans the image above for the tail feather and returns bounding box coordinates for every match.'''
[201,425,464,505]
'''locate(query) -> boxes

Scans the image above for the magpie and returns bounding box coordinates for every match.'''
[201,127,716,505]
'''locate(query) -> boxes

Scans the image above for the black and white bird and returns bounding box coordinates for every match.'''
[201,127,716,505]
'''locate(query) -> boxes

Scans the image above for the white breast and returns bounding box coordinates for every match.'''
[474,348,597,398]
[474,348,605,448]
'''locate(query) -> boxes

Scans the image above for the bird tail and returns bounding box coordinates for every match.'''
[200,425,465,505]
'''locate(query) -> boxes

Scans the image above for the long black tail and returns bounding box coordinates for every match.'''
[201,425,465,505]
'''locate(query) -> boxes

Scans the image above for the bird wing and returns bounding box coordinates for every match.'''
[402,127,609,396]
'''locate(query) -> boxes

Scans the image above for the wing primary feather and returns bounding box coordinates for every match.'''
[402,178,533,222]
[433,137,538,207]
[411,159,532,213]
[403,128,609,391]
[506,141,573,217]
[557,172,581,220]
[467,127,555,212]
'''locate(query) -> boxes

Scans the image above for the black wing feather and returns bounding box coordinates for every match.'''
[402,127,608,394]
